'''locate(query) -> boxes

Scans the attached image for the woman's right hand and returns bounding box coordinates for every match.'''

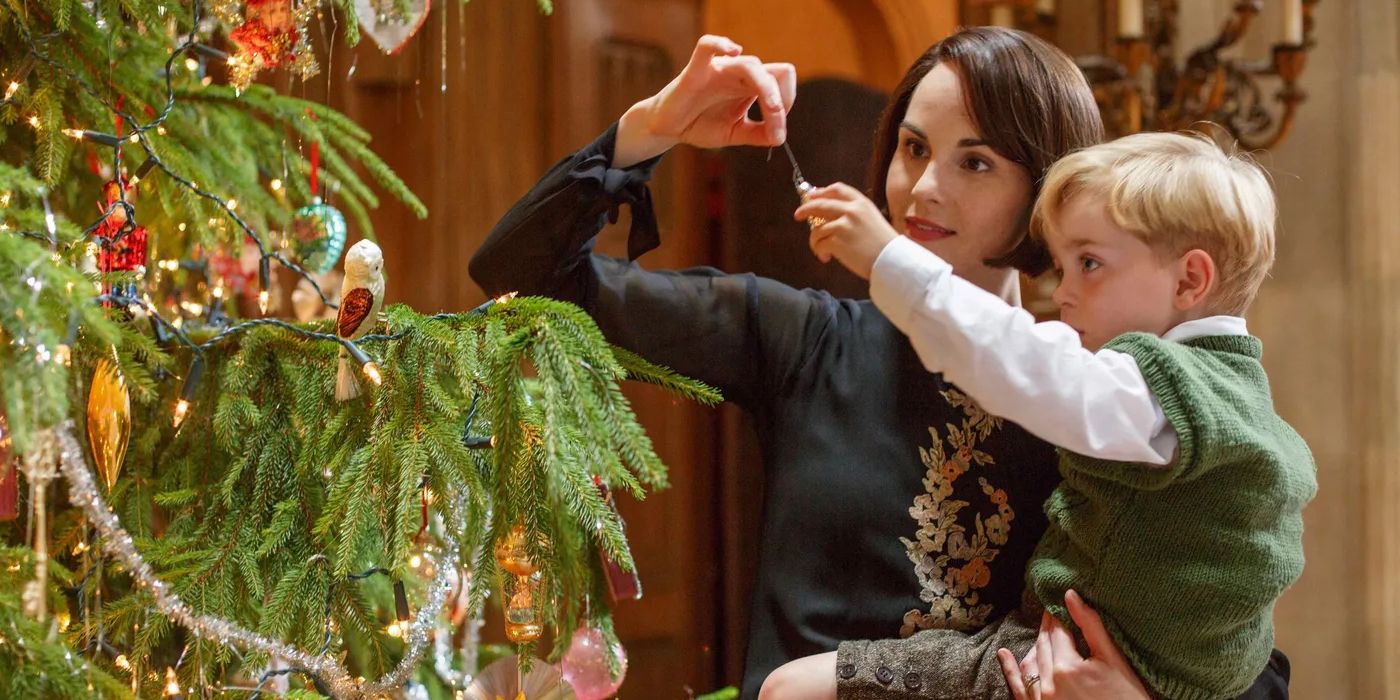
[997,590,1152,700]
[613,35,796,168]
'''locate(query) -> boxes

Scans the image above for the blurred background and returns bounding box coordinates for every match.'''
[296,1,1398,696]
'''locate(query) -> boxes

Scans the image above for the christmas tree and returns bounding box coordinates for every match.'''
[0,0,716,697]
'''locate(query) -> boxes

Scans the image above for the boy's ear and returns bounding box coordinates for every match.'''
[1174,249,1216,311]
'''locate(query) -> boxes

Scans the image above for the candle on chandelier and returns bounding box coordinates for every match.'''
[1283,0,1304,45]
[1118,0,1143,38]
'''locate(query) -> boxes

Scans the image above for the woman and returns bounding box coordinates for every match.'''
[470,28,1288,699]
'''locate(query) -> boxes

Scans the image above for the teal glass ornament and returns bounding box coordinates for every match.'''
[290,197,348,274]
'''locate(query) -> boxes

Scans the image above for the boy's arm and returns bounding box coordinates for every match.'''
[869,236,1177,465]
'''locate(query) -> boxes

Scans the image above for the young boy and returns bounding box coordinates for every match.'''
[766,131,1316,699]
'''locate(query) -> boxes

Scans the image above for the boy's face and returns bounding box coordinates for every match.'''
[1044,194,1184,351]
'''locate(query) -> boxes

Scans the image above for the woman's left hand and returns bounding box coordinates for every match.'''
[996,590,1153,700]
[793,182,899,279]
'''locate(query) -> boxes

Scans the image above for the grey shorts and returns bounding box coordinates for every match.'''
[835,600,1042,700]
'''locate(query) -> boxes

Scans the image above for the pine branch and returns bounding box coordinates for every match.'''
[4,0,696,677]
[610,344,721,405]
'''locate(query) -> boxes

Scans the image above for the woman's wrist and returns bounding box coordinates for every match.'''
[614,97,678,168]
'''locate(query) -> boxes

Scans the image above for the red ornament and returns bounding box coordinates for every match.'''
[0,412,16,522]
[208,236,261,297]
[94,180,147,305]
[96,180,130,231]
[0,465,15,522]
[592,476,642,602]
[229,0,298,67]
[98,225,149,273]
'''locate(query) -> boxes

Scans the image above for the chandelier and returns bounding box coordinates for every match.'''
[973,1,1319,150]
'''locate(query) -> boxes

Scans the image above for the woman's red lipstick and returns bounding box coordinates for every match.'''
[905,216,955,242]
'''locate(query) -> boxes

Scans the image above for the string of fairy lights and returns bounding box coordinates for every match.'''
[1,1,511,696]
[6,2,330,292]
[0,0,419,425]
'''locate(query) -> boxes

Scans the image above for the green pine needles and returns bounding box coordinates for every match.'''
[2,0,717,694]
[3,264,718,695]
[0,546,134,699]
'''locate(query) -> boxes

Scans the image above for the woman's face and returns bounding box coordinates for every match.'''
[884,63,1033,293]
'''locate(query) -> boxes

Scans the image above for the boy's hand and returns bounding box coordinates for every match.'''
[794,182,898,280]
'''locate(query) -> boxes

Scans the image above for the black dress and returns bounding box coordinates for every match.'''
[468,124,1289,700]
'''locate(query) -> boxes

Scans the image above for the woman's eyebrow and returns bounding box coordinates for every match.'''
[899,125,990,150]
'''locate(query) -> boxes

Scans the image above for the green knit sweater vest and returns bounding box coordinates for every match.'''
[1027,333,1316,700]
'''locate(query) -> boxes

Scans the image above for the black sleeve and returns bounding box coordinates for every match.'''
[470,122,665,300]
[469,123,837,408]
[1235,649,1290,700]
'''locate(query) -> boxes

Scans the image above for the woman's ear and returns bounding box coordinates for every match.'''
[1174,249,1216,311]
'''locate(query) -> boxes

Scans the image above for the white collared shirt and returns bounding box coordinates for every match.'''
[869,235,1248,466]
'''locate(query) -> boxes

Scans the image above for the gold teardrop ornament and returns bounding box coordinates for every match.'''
[86,358,131,492]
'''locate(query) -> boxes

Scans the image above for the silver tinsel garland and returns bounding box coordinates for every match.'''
[50,421,462,698]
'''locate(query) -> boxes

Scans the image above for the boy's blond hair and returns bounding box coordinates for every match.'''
[1030,131,1276,315]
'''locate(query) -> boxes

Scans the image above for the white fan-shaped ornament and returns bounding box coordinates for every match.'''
[463,656,578,700]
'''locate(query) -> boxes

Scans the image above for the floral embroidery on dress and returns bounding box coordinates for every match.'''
[899,389,1017,637]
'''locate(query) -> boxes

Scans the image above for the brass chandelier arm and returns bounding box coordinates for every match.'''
[1004,0,1319,150]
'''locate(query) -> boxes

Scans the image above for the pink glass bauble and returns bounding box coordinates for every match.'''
[560,627,626,700]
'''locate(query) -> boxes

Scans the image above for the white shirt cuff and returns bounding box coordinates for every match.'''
[870,235,951,333]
